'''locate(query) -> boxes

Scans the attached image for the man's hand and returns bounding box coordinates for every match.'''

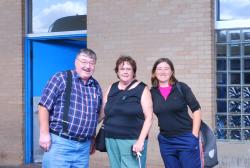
[39,133,51,152]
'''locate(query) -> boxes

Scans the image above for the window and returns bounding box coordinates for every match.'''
[27,0,87,34]
[216,29,250,140]
[217,0,250,21]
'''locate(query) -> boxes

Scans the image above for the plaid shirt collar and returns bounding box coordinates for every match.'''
[72,70,95,86]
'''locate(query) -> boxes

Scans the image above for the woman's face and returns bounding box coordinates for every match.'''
[117,61,134,83]
[155,62,173,84]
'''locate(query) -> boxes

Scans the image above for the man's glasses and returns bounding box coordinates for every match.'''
[77,58,96,67]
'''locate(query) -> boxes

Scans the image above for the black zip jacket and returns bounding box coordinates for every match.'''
[150,82,200,137]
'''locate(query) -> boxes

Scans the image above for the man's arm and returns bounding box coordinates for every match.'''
[38,105,51,151]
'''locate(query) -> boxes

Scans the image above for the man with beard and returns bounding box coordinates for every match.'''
[38,48,102,168]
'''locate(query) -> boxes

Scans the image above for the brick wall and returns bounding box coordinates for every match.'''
[88,0,214,167]
[0,0,24,166]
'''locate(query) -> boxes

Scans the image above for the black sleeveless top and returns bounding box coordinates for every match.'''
[104,82,146,139]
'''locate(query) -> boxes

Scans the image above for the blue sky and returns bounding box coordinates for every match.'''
[32,0,250,32]
[220,0,250,20]
[33,0,87,33]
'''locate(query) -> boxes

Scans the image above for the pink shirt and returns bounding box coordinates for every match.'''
[159,85,172,100]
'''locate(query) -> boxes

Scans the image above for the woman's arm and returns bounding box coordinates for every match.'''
[133,86,153,153]
[98,85,111,123]
[181,83,201,137]
[192,109,201,137]
[92,85,112,154]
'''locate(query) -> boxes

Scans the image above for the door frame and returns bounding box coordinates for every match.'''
[24,33,87,163]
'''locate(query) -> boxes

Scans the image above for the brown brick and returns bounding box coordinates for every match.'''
[88,0,214,167]
[0,0,24,166]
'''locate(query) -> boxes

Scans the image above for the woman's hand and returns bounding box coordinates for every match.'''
[192,131,199,138]
[90,137,96,155]
[132,140,144,153]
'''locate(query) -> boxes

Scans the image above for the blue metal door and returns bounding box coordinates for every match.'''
[25,34,87,163]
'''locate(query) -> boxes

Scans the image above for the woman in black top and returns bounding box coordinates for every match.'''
[150,58,202,168]
[99,56,153,168]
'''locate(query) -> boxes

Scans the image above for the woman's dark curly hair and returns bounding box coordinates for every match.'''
[114,55,137,78]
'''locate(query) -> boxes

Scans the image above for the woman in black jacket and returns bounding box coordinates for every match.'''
[150,58,202,168]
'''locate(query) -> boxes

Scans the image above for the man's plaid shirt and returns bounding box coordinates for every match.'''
[39,70,102,139]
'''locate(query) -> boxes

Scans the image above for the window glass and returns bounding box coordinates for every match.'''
[230,59,241,70]
[31,0,87,33]
[229,129,241,140]
[229,30,240,41]
[243,44,250,56]
[243,101,250,113]
[230,73,241,84]
[216,114,228,139]
[216,115,227,127]
[216,30,227,42]
[243,129,250,140]
[217,59,227,71]
[243,87,250,99]
[229,115,241,127]
[244,58,250,70]
[217,128,227,139]
[217,72,227,84]
[229,101,241,113]
[243,116,250,126]
[217,100,227,113]
[217,86,227,99]
[216,29,250,140]
[243,30,250,41]
[219,0,250,21]
[244,73,250,84]
[216,44,227,57]
[228,86,241,98]
[230,44,240,56]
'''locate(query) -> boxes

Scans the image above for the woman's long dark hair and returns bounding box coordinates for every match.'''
[151,58,178,87]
